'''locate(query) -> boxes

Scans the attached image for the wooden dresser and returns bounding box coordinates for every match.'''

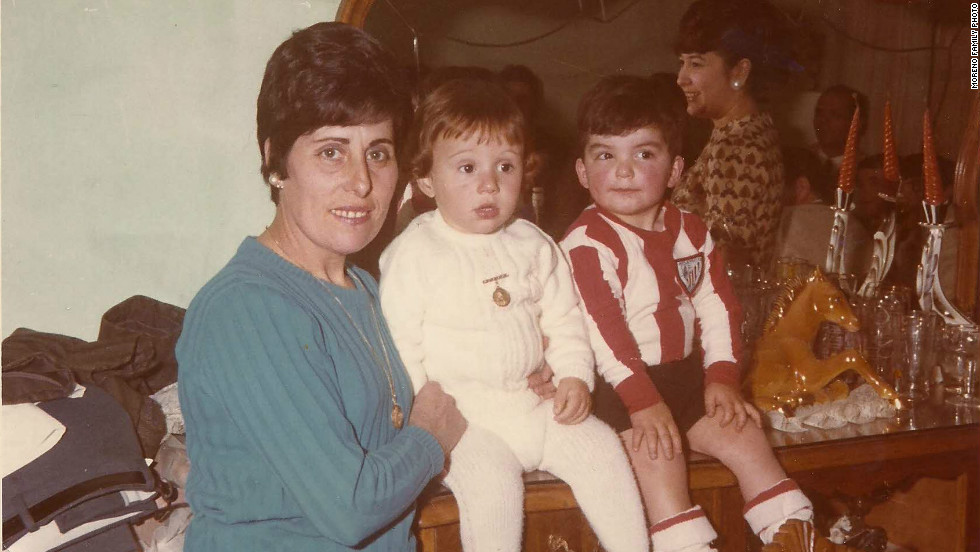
[414,394,980,552]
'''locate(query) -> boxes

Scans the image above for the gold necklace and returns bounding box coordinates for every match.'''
[266,232,404,429]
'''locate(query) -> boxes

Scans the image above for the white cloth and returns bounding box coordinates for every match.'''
[2,402,67,477]
[766,384,897,433]
[151,382,184,435]
[139,506,192,552]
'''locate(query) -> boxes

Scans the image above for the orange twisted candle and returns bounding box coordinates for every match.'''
[882,100,900,183]
[922,110,944,206]
[836,99,860,193]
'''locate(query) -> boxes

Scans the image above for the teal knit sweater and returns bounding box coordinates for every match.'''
[177,238,445,552]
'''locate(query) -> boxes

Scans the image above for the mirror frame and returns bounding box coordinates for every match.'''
[336,0,374,28]
[336,0,979,319]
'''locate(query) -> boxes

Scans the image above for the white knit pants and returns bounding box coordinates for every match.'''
[443,412,648,552]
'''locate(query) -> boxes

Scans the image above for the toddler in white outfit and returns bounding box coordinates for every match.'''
[379,77,648,552]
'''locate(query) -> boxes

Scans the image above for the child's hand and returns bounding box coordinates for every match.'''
[704,382,762,431]
[629,403,682,461]
[527,336,557,400]
[527,363,557,400]
[553,377,591,425]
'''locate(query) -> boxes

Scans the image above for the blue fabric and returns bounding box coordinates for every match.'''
[177,237,444,552]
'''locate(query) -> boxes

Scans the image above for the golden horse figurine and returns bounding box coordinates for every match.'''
[746,269,898,413]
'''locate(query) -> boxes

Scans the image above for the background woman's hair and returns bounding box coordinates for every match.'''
[256,22,411,203]
[675,0,797,101]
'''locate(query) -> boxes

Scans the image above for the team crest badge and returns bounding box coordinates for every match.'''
[675,253,705,295]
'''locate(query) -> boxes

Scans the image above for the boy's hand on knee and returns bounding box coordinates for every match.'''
[553,377,591,425]
[629,403,682,461]
[704,382,762,430]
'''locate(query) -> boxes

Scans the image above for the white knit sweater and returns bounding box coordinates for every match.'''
[379,211,594,423]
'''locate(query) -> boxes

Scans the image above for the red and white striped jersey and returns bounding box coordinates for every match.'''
[560,202,743,414]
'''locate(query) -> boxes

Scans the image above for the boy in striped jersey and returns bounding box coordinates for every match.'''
[561,76,813,552]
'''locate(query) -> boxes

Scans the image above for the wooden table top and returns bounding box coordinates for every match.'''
[416,386,980,527]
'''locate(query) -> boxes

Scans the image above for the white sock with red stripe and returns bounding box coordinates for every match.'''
[743,479,814,544]
[649,505,718,552]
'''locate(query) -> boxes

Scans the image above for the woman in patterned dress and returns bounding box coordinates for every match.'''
[673,0,795,268]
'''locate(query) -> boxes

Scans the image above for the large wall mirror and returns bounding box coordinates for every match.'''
[338,0,978,316]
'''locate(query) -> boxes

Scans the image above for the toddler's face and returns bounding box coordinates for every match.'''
[575,126,683,229]
[418,132,523,235]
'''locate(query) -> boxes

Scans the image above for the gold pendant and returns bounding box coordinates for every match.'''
[391,404,404,429]
[492,285,511,307]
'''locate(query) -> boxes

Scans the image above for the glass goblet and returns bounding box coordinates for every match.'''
[946,324,980,408]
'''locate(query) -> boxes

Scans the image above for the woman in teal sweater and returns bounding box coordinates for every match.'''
[176,23,467,552]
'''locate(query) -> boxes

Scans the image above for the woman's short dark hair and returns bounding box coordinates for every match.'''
[675,0,795,100]
[256,22,411,203]
[576,75,686,159]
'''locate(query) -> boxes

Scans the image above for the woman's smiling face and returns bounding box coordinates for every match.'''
[677,51,740,122]
[276,120,398,263]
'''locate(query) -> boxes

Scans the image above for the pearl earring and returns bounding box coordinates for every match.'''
[731,81,742,90]
[269,174,284,189]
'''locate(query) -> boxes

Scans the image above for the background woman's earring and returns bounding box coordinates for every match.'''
[269,174,284,189]
[731,81,742,90]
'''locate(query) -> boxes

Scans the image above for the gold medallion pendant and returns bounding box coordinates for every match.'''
[492,285,511,307]
[391,404,404,429]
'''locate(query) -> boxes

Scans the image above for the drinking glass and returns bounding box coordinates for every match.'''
[864,298,902,384]
[893,311,931,403]
[922,312,944,388]
[940,323,966,394]
[946,325,980,408]
[879,283,912,313]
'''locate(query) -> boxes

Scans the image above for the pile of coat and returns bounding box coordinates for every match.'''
[2,296,185,552]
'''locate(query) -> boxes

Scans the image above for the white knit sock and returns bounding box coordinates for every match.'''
[649,506,718,552]
[743,479,814,544]
[443,426,525,552]
[540,416,648,552]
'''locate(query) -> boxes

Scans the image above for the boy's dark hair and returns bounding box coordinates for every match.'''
[256,22,411,204]
[409,77,527,181]
[576,75,685,158]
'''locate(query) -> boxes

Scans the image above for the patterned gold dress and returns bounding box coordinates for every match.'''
[672,112,784,267]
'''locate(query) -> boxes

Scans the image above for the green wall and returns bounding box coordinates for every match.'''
[2,1,341,340]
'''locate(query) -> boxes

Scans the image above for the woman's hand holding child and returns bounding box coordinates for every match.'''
[703,382,762,431]
[552,377,591,425]
[629,403,683,461]
[410,382,468,459]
